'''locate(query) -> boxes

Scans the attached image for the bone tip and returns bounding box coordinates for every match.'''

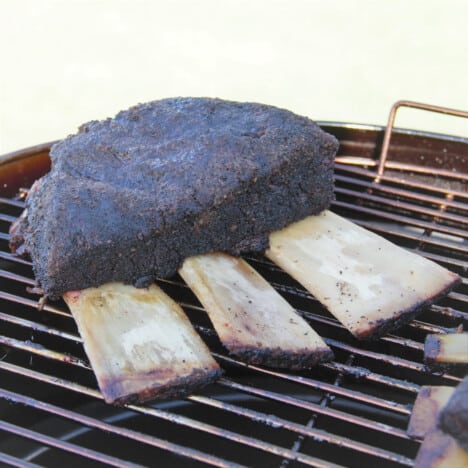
[228,345,334,370]
[100,366,223,406]
[354,307,423,341]
[354,274,461,341]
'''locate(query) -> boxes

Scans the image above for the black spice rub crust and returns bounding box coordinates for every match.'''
[12,98,338,299]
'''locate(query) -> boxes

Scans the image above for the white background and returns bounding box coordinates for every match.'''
[1,0,467,154]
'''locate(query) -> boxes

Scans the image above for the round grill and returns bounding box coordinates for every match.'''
[0,103,467,467]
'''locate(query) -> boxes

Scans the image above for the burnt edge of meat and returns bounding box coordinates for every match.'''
[11,97,338,299]
[9,210,28,256]
[102,367,223,406]
[438,377,468,451]
[226,344,334,370]
[356,275,462,340]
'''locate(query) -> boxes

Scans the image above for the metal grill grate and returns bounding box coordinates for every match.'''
[0,108,467,467]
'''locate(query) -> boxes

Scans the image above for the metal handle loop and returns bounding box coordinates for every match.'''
[376,100,468,182]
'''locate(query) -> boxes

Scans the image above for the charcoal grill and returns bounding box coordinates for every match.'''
[0,101,467,467]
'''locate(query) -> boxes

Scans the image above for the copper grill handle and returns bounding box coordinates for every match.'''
[376,100,468,182]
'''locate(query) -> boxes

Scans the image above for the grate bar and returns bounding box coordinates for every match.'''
[125,405,343,467]
[401,249,467,270]
[407,320,460,335]
[214,378,410,441]
[0,213,17,223]
[0,361,106,398]
[0,232,9,241]
[335,156,468,182]
[324,338,460,385]
[335,186,468,226]
[1,319,458,406]
[0,364,340,468]
[449,292,468,304]
[189,392,413,466]
[201,325,426,395]
[334,174,468,213]
[0,197,25,208]
[333,200,468,241]
[430,304,468,322]
[203,321,423,401]
[0,335,89,369]
[335,164,468,200]
[278,356,352,468]
[0,419,144,468]
[346,218,468,258]
[212,354,411,415]
[0,251,32,266]
[2,343,411,465]
[349,218,466,258]
[0,452,41,468]
[0,290,71,318]
[0,311,81,342]
[0,387,243,468]
[292,307,435,350]
[0,268,35,285]
[320,361,421,394]
[380,335,423,351]
[0,359,414,463]
[181,304,447,389]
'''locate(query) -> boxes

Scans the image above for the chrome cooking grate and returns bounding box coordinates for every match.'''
[0,103,467,467]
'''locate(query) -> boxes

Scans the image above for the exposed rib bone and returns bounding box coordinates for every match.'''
[64,283,221,405]
[266,211,460,339]
[424,332,468,370]
[407,386,454,439]
[180,253,333,369]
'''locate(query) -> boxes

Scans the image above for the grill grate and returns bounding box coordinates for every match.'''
[0,114,467,467]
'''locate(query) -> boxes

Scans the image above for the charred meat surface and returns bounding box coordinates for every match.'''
[11,98,338,299]
[439,377,468,451]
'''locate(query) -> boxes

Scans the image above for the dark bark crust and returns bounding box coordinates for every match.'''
[11,98,338,299]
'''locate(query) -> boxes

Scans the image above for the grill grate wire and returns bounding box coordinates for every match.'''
[0,115,467,467]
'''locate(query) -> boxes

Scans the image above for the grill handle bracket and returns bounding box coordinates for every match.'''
[376,100,468,182]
